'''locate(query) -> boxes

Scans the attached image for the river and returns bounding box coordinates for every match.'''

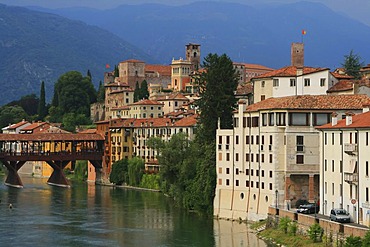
[0,175,270,247]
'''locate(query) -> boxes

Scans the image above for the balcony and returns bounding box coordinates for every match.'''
[344,172,358,184]
[344,143,357,155]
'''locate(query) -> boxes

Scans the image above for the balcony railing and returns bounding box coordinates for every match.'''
[344,172,358,184]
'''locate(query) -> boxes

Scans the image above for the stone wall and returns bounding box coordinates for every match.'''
[268,207,368,238]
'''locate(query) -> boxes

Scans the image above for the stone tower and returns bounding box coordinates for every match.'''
[185,43,201,71]
[291,43,304,68]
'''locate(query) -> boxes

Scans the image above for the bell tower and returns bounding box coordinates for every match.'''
[185,43,201,71]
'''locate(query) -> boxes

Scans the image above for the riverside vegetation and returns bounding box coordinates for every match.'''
[253,217,370,247]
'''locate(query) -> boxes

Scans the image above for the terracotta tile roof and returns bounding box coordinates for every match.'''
[78,129,97,134]
[129,99,163,106]
[111,105,130,111]
[330,72,354,79]
[165,109,196,118]
[145,64,171,76]
[110,88,134,94]
[109,115,197,128]
[121,59,145,63]
[327,80,354,93]
[0,133,104,141]
[236,83,253,96]
[317,110,370,129]
[242,63,274,71]
[173,115,198,127]
[105,82,130,88]
[21,122,50,131]
[6,120,29,130]
[253,66,329,79]
[157,93,189,101]
[245,95,370,112]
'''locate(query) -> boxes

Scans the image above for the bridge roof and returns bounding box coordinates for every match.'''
[0,133,104,141]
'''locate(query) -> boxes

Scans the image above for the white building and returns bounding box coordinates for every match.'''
[214,94,370,221]
[317,107,370,225]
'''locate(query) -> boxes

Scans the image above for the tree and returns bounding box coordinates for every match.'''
[7,94,39,117]
[97,81,105,103]
[134,81,140,102]
[50,71,97,123]
[62,113,91,132]
[37,81,47,120]
[0,105,28,128]
[140,80,149,100]
[342,50,364,79]
[127,157,145,186]
[114,65,119,77]
[109,159,129,185]
[194,53,239,144]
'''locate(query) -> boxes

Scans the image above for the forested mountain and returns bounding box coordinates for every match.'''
[0,4,155,105]
[33,1,370,69]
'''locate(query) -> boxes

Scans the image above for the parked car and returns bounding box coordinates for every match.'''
[330,209,351,223]
[296,203,319,214]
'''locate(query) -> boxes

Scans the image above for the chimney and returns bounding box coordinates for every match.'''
[331,112,338,126]
[363,103,370,113]
[291,43,304,68]
[345,112,354,126]
[238,100,247,115]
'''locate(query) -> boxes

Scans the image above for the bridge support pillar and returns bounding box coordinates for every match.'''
[46,161,70,187]
[3,161,26,188]
[89,160,103,184]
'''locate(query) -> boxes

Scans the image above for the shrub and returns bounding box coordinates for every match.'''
[140,174,160,190]
[362,231,370,247]
[288,221,298,236]
[279,217,291,234]
[307,223,323,242]
[344,235,362,247]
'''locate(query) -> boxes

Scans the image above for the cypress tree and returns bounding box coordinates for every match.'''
[37,81,47,120]
[140,80,149,100]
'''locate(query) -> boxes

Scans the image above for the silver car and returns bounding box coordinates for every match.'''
[330,209,351,223]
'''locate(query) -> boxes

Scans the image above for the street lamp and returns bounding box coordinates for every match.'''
[275,189,278,209]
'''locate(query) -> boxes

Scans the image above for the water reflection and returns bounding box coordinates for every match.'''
[0,175,269,247]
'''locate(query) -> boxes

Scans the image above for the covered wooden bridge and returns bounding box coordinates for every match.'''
[0,133,104,188]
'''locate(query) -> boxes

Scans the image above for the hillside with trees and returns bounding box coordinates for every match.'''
[0,4,155,105]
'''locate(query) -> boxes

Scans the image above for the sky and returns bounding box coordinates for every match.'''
[0,0,369,26]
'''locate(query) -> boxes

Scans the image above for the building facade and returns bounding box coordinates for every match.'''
[317,108,370,226]
[214,94,370,221]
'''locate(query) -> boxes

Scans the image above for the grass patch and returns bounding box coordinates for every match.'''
[259,228,326,247]
[249,220,266,230]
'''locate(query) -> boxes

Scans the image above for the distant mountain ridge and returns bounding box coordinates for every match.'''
[29,1,370,70]
[0,4,155,105]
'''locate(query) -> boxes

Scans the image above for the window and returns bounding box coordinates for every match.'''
[226,168,230,174]
[246,180,249,187]
[235,153,239,162]
[290,78,296,87]
[269,171,273,178]
[252,117,259,127]
[367,187,369,202]
[296,136,304,152]
[236,180,239,186]
[289,113,309,126]
[269,154,273,163]
[268,113,274,126]
[304,78,310,86]
[251,169,254,176]
[226,153,230,161]
[261,81,265,87]
[262,113,267,126]
[261,154,264,163]
[325,160,327,171]
[332,160,335,172]
[246,136,249,144]
[313,113,330,126]
[226,179,230,186]
[236,135,239,145]
[297,155,304,164]
[246,153,250,162]
[332,133,335,145]
[276,113,286,126]
[273,79,279,87]
[320,78,326,87]
[366,161,369,177]
[261,95,266,101]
